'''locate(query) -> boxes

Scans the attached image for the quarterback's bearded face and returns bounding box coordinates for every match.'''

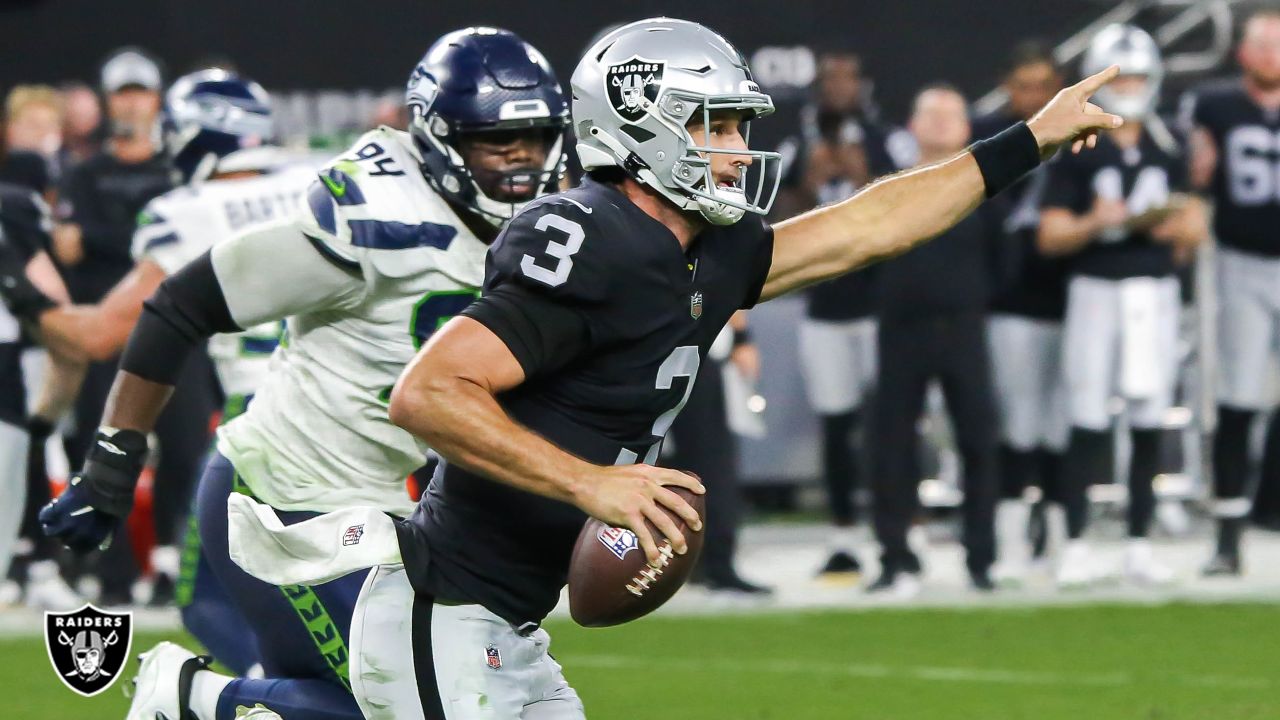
[1240,15,1280,90]
[685,109,754,190]
[458,128,554,203]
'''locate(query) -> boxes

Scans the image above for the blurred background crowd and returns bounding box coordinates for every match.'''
[2,0,1280,613]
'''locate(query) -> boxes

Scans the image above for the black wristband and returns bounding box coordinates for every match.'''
[969,122,1041,199]
[81,428,148,519]
[732,327,753,347]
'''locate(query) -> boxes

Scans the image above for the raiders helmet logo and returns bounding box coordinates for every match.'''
[605,56,665,123]
[44,604,133,697]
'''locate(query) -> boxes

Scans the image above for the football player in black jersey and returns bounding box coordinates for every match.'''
[774,50,911,581]
[1039,25,1207,588]
[1184,8,1280,576]
[370,18,1119,718]
[974,42,1070,586]
[0,183,80,602]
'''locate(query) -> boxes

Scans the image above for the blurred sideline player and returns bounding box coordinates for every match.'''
[5,68,312,673]
[1183,9,1280,576]
[0,182,80,607]
[774,50,905,579]
[31,28,568,720]
[333,18,1114,718]
[1039,25,1206,587]
[973,43,1070,585]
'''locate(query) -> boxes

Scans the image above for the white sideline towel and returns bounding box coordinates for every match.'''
[1118,277,1162,399]
[227,493,402,586]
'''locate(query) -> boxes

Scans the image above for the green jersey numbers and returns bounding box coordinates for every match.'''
[410,289,482,349]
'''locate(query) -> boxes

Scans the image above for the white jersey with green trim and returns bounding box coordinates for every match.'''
[215,127,488,515]
[132,163,316,401]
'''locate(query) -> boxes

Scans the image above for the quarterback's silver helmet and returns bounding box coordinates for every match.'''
[572,18,781,225]
[1082,24,1163,120]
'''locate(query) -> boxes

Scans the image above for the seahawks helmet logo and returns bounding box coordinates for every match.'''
[605,56,665,123]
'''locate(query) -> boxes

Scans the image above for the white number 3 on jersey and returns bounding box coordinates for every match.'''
[521,215,584,287]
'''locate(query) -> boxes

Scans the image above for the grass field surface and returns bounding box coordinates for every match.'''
[8,602,1278,719]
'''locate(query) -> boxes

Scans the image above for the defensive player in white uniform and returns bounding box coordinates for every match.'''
[6,69,311,674]
[31,29,568,720]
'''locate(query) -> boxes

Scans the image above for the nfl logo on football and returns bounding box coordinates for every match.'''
[597,526,640,560]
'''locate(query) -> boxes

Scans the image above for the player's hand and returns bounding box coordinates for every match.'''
[0,233,56,323]
[731,342,761,383]
[39,428,148,554]
[576,464,705,566]
[1026,65,1125,157]
[52,223,84,267]
[38,476,118,553]
[1089,198,1129,233]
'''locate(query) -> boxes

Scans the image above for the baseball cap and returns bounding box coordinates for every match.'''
[101,48,162,93]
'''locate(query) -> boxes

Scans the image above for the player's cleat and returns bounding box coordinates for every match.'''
[969,568,996,592]
[816,550,863,578]
[126,641,212,720]
[24,559,82,611]
[866,561,922,600]
[1123,540,1175,585]
[700,571,774,597]
[235,704,283,719]
[993,499,1032,587]
[148,572,177,608]
[1201,552,1242,577]
[1055,540,1106,588]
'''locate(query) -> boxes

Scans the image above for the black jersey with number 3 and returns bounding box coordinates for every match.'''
[1042,125,1187,279]
[396,177,775,625]
[1189,80,1280,257]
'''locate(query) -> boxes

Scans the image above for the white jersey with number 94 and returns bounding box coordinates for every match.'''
[213,127,487,515]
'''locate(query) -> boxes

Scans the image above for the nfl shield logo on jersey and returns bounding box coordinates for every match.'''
[343,524,365,546]
[606,56,665,123]
[597,525,641,560]
[690,291,704,320]
[44,604,133,697]
[485,644,503,670]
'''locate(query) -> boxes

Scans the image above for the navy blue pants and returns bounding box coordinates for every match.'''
[195,452,364,719]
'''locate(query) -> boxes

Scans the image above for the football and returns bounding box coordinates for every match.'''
[567,481,706,627]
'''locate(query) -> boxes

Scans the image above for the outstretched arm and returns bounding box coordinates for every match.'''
[32,260,167,362]
[759,66,1124,301]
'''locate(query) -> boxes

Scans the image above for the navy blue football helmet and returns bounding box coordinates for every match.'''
[406,27,569,226]
[163,69,276,183]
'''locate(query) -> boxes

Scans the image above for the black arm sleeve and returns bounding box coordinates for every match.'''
[460,284,590,379]
[119,251,242,384]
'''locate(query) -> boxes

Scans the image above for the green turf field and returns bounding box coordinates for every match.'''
[10,602,1279,719]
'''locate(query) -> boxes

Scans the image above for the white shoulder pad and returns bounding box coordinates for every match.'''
[301,127,487,282]
[130,187,212,274]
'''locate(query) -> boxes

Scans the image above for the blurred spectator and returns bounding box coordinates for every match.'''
[1039,25,1205,588]
[774,51,905,581]
[1183,8,1280,576]
[58,83,102,167]
[1,85,62,195]
[868,84,1001,595]
[972,43,1069,586]
[369,96,409,130]
[665,312,770,596]
[53,47,174,605]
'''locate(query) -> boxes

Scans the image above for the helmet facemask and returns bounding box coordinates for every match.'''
[409,99,566,228]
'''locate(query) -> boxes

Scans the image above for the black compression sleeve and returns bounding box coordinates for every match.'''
[119,251,242,385]
[460,285,590,378]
